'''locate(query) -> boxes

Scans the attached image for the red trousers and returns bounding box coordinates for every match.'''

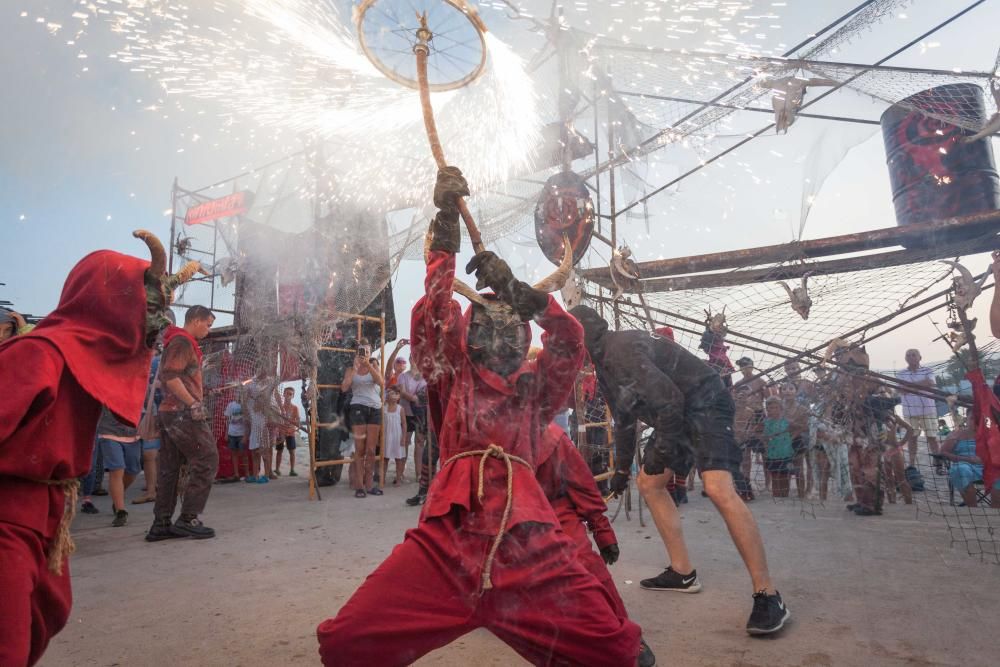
[317,514,641,666]
[560,516,628,621]
[0,522,72,667]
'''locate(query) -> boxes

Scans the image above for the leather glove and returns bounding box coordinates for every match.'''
[428,167,469,255]
[465,251,514,295]
[600,543,620,566]
[189,401,208,421]
[609,469,630,497]
[508,280,549,322]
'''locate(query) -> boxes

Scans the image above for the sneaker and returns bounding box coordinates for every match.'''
[256,476,269,484]
[853,506,881,516]
[368,487,384,496]
[170,517,216,539]
[289,470,298,477]
[638,637,656,667]
[355,489,367,498]
[111,509,128,527]
[146,519,185,542]
[80,500,99,514]
[639,567,701,593]
[746,590,790,635]
[405,491,427,506]
[245,476,258,483]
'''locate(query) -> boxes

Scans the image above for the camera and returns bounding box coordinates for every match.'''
[357,345,371,358]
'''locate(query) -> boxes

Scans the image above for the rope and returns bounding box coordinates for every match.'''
[442,444,531,593]
[25,478,80,576]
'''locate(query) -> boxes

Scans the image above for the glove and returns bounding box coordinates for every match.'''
[189,401,208,422]
[508,280,549,321]
[609,469,630,497]
[600,543,620,566]
[428,167,470,255]
[465,251,514,294]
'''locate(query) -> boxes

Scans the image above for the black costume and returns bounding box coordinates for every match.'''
[570,306,741,486]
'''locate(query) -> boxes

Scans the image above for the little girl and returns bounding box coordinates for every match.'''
[382,387,408,486]
[763,397,794,498]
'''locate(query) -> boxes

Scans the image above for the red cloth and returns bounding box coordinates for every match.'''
[969,369,1000,494]
[655,325,675,341]
[412,250,586,535]
[316,514,640,666]
[0,523,72,667]
[0,250,151,667]
[162,325,203,364]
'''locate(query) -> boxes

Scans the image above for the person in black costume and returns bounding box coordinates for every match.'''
[569,305,790,636]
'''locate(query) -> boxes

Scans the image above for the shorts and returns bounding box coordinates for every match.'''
[227,435,245,452]
[275,435,296,451]
[906,414,938,437]
[643,377,741,478]
[349,404,382,426]
[98,438,142,475]
[141,438,161,451]
[406,408,427,434]
[791,436,807,456]
[766,458,793,475]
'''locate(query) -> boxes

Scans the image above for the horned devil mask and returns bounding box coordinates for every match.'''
[133,230,203,345]
[467,297,530,377]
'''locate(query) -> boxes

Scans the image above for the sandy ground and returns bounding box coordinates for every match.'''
[44,459,998,667]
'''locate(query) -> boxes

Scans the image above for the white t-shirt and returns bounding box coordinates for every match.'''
[897,367,936,416]
[224,401,246,437]
[396,371,428,417]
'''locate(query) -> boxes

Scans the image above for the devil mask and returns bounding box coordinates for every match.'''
[467,298,530,377]
[133,230,202,347]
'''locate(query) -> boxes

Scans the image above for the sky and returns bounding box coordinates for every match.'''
[2,0,999,372]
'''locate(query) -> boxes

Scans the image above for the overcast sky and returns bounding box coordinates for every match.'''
[2,0,999,371]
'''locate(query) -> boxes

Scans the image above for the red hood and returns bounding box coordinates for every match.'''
[6,250,152,426]
[536,422,566,468]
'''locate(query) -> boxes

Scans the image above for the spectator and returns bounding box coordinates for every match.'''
[95,407,142,527]
[763,397,794,498]
[382,387,407,485]
[779,382,810,499]
[79,443,104,514]
[343,340,383,498]
[940,424,984,507]
[246,371,277,483]
[0,309,32,342]
[145,305,218,541]
[384,338,409,387]
[732,357,766,501]
[897,349,940,471]
[938,418,951,438]
[224,393,249,482]
[132,351,162,504]
[275,386,300,477]
[396,354,428,483]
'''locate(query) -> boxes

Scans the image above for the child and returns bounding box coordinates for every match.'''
[763,397,794,498]
[382,387,408,486]
[224,395,249,482]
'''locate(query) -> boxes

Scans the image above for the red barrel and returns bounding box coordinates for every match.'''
[881,83,999,245]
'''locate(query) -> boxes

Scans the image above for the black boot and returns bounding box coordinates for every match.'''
[171,515,216,539]
[145,518,184,542]
[405,489,427,506]
[638,637,656,666]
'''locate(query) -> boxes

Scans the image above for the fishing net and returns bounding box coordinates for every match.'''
[576,229,1000,562]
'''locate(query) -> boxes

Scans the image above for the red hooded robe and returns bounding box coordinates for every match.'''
[0,250,151,667]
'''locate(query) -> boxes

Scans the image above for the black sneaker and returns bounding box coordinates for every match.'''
[111,509,128,527]
[145,519,185,542]
[746,590,790,635]
[853,506,881,516]
[639,567,701,593]
[170,517,216,539]
[405,491,427,506]
[638,637,656,667]
[80,501,99,514]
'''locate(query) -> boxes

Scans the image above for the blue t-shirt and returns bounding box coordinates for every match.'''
[224,401,246,437]
[763,417,793,460]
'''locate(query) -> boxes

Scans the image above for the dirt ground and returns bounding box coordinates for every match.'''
[44,460,997,667]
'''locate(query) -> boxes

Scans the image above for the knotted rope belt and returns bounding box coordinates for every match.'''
[442,444,531,593]
[22,478,80,576]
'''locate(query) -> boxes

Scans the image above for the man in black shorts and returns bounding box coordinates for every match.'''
[570,305,790,635]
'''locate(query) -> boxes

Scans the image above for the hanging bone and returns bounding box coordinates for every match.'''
[704,306,727,335]
[939,260,990,310]
[560,269,586,310]
[760,76,837,134]
[963,79,1000,143]
[609,245,641,300]
[777,272,813,320]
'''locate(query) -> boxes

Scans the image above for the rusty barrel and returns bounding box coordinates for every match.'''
[881,83,999,246]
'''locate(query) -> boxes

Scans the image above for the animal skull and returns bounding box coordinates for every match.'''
[609,244,642,300]
[704,306,727,335]
[940,260,989,310]
[778,272,812,320]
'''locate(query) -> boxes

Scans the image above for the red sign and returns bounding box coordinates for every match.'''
[184,191,253,226]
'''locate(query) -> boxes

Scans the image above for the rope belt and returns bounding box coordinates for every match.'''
[23,478,80,576]
[442,444,531,593]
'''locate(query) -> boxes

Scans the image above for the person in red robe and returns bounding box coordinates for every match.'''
[0,232,197,666]
[316,168,642,666]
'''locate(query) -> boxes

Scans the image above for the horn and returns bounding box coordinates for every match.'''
[778,281,794,298]
[165,261,204,290]
[133,229,166,276]
[940,260,974,284]
[532,234,573,293]
[451,279,509,312]
[801,271,811,289]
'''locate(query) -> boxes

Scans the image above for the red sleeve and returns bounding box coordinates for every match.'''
[533,296,585,426]
[0,339,64,444]
[559,439,617,549]
[411,250,466,430]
